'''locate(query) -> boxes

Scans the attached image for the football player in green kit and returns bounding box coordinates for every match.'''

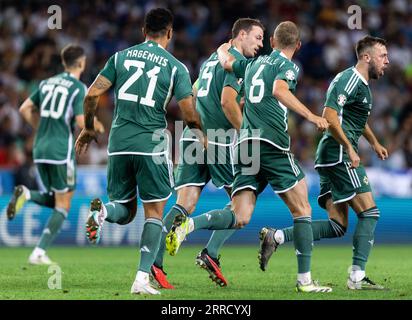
[258,36,389,291]
[155,18,264,289]
[75,8,202,295]
[7,44,104,265]
[167,21,333,293]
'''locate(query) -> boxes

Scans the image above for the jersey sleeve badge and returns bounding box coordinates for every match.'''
[285,70,295,81]
[337,94,347,107]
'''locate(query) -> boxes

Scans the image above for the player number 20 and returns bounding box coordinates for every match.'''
[118,60,160,107]
[40,84,68,119]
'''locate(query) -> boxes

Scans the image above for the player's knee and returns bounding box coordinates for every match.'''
[183,203,196,215]
[235,215,251,229]
[329,218,347,237]
[54,194,72,212]
[118,202,137,225]
[54,203,70,212]
[291,203,312,218]
[118,208,136,225]
[302,202,312,215]
[55,207,69,219]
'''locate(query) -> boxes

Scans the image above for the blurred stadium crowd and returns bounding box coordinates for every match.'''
[1,0,412,183]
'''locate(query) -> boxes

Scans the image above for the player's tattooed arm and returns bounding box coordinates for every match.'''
[75,75,112,154]
[75,115,105,133]
[84,75,112,130]
[363,123,388,160]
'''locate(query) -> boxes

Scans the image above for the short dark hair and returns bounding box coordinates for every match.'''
[61,44,85,68]
[355,35,387,59]
[232,18,264,38]
[144,8,174,37]
[273,21,300,49]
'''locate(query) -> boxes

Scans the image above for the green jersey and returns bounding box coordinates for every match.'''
[182,47,245,145]
[232,50,299,151]
[100,40,193,155]
[315,67,372,167]
[30,72,86,164]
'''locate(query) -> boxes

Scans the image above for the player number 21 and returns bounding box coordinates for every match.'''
[118,60,160,107]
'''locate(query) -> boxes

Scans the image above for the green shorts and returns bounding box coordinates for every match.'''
[36,161,76,193]
[107,154,173,203]
[316,161,372,209]
[174,139,235,190]
[232,140,305,197]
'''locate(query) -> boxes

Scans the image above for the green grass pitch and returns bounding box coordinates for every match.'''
[0,245,411,300]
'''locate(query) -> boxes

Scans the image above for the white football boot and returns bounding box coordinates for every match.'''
[131,271,161,295]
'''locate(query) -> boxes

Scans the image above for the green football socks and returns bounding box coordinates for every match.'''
[154,204,188,267]
[29,191,55,208]
[104,202,130,224]
[205,229,236,259]
[293,216,313,274]
[139,218,163,273]
[281,218,346,242]
[37,208,67,250]
[204,202,235,258]
[352,207,380,270]
[193,207,236,230]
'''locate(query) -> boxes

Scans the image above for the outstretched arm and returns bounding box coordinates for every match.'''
[363,123,388,160]
[75,75,112,154]
[273,79,329,131]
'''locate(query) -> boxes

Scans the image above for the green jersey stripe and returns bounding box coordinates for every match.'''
[344,73,357,92]
[107,150,168,156]
[163,66,177,110]
[114,52,118,68]
[65,87,79,163]
[347,77,360,95]
[237,137,291,151]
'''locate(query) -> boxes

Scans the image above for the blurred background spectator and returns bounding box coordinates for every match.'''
[0,0,411,180]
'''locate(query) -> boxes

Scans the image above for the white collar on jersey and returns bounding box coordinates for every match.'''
[144,40,165,49]
[65,72,76,79]
[279,51,290,61]
[231,46,241,54]
[352,67,368,85]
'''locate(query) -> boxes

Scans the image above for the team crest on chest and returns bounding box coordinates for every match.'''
[363,176,369,185]
[337,94,347,106]
[285,70,295,81]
